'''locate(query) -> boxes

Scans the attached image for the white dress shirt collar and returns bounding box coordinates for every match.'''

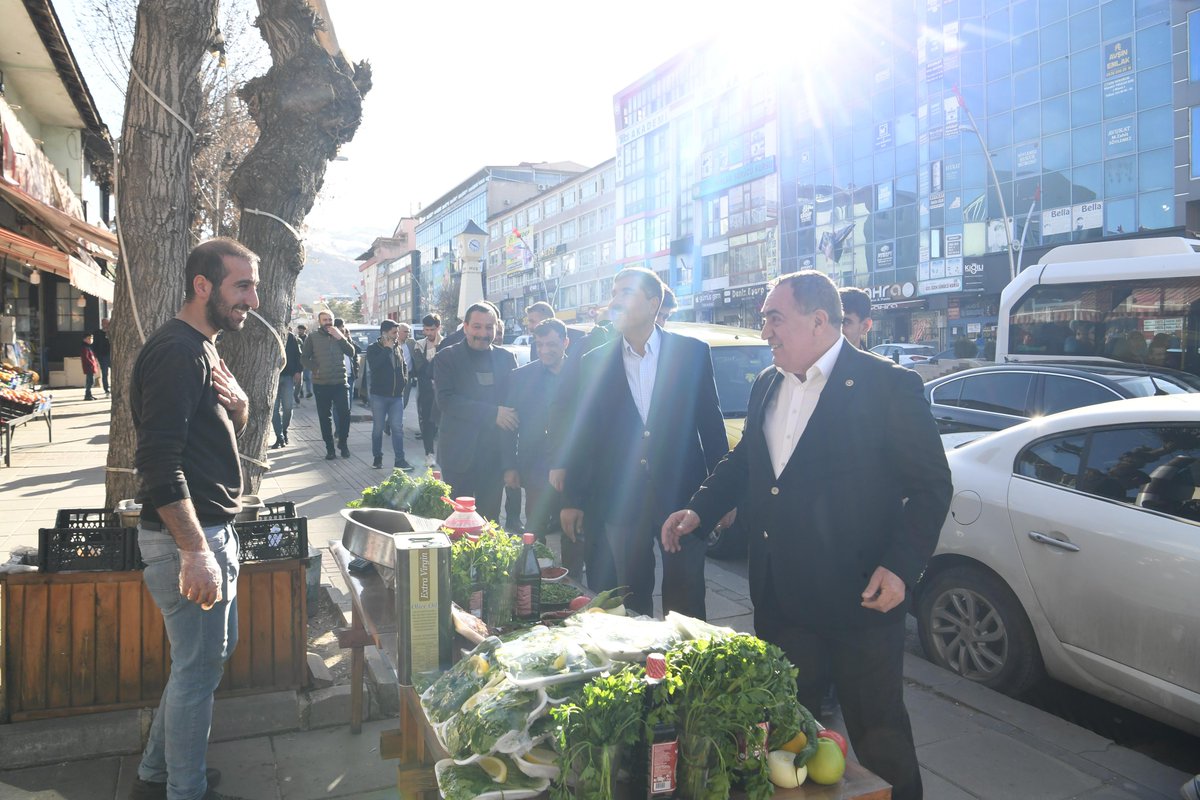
[777,334,844,384]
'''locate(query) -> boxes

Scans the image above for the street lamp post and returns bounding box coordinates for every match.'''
[953,86,1016,282]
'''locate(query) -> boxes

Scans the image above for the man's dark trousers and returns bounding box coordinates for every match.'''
[756,609,921,800]
[417,380,438,456]
[441,460,503,522]
[313,383,350,446]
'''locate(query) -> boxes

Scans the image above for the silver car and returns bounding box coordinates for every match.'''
[915,394,1200,736]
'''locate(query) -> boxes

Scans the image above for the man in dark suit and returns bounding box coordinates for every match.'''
[555,267,727,619]
[503,319,580,573]
[433,301,518,522]
[662,270,951,800]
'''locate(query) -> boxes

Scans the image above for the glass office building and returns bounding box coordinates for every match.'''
[778,0,1197,347]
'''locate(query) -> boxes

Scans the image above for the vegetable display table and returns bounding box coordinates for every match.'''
[328,542,891,799]
[0,396,52,467]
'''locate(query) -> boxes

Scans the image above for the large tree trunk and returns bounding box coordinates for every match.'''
[221,0,372,495]
[105,0,221,509]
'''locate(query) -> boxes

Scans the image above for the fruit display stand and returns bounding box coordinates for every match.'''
[0,390,52,468]
[328,541,892,800]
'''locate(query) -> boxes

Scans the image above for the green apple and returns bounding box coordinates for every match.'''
[805,738,846,785]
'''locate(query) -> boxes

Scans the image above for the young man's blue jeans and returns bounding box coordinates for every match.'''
[137,522,239,800]
[272,374,296,440]
[370,393,406,463]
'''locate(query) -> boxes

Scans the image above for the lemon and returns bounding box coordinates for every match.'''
[780,730,808,754]
[467,654,490,676]
[552,652,567,670]
[526,747,557,765]
[478,755,507,783]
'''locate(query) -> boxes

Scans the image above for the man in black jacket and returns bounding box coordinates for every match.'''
[412,314,444,467]
[92,317,112,396]
[433,302,517,521]
[130,237,257,800]
[555,268,727,618]
[662,270,952,800]
[366,320,412,471]
[503,319,579,571]
[270,329,303,449]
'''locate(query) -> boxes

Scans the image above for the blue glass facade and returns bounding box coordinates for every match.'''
[778,0,1196,345]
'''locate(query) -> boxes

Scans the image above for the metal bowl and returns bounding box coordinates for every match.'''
[339,507,445,569]
[235,494,264,523]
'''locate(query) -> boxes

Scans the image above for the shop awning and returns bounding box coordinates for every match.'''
[0,179,118,262]
[0,226,71,278]
[69,255,113,302]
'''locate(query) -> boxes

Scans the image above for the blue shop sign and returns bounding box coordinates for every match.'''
[697,156,777,197]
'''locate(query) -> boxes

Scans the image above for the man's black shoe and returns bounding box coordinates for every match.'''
[129,767,222,799]
[325,446,337,460]
[269,438,284,450]
[372,456,383,469]
[281,433,289,445]
[339,440,351,459]
[396,460,414,472]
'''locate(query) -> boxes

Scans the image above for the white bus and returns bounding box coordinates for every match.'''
[998,237,1200,378]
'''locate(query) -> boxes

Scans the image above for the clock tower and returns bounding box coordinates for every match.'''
[454,220,489,320]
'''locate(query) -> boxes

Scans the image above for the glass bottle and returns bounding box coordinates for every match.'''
[512,532,541,622]
[639,652,678,798]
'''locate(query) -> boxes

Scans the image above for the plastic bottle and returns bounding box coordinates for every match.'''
[638,652,678,798]
[512,532,541,622]
[442,497,485,541]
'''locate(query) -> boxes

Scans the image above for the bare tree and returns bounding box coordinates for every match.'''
[221,0,372,494]
[104,0,222,506]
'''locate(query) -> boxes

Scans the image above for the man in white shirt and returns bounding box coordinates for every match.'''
[661,270,951,800]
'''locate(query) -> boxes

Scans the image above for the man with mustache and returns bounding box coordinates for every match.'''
[433,301,518,521]
[129,237,258,800]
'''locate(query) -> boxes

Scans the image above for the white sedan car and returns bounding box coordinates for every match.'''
[915,394,1200,736]
[870,342,936,367]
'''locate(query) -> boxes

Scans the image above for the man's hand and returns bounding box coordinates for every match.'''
[560,508,584,542]
[292,372,302,386]
[661,509,700,553]
[548,468,566,493]
[717,508,737,531]
[213,359,248,419]
[496,406,519,431]
[326,324,345,341]
[861,565,906,613]
[179,547,222,610]
[504,469,521,489]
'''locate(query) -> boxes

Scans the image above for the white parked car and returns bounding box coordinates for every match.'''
[915,394,1200,736]
[870,342,936,367]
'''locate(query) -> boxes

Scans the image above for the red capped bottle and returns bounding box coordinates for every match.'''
[641,652,678,798]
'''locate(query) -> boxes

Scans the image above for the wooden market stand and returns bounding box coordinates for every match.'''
[330,541,892,800]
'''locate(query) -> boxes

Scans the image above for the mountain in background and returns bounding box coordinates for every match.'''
[294,225,378,304]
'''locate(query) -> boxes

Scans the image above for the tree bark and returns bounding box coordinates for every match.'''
[221,0,372,495]
[105,0,220,509]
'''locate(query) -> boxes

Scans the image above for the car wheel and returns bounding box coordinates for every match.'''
[916,565,1042,695]
[705,519,746,560]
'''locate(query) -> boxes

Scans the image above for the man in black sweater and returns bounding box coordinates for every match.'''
[270,329,304,448]
[92,317,112,396]
[129,237,258,800]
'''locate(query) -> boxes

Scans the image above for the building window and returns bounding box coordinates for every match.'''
[57,286,86,332]
[562,188,577,209]
[560,219,576,242]
[702,251,729,279]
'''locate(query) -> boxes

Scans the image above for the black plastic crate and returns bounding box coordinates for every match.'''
[38,526,136,573]
[55,508,118,529]
[234,516,308,562]
[261,501,296,520]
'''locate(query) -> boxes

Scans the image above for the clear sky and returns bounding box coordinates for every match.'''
[55,0,751,256]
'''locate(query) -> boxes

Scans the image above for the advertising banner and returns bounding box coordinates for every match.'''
[1103,37,1135,100]
[1043,205,1073,235]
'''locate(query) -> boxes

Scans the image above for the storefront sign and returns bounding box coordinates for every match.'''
[1042,205,1073,236]
[696,282,769,308]
[866,282,917,303]
[875,242,895,270]
[946,233,962,258]
[1073,201,1104,231]
[919,276,962,295]
[1016,144,1040,174]
[1103,38,1135,100]
[697,156,776,198]
[1105,119,1135,156]
[963,260,986,292]
[798,201,815,226]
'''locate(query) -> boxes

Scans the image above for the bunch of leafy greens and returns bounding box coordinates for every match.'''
[422,637,500,724]
[657,635,803,800]
[347,468,452,519]
[450,521,521,604]
[443,677,542,759]
[438,756,544,800]
[550,666,648,800]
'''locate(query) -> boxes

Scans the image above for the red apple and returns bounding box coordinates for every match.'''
[817,729,848,757]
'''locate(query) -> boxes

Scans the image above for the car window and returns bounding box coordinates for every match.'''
[957,373,1033,416]
[1112,375,1197,397]
[1040,375,1122,416]
[930,378,964,407]
[711,344,773,417]
[1078,426,1200,520]
[1016,433,1086,488]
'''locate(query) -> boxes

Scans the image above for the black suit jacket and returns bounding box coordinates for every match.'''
[688,343,952,629]
[505,359,565,478]
[432,343,518,474]
[559,329,728,530]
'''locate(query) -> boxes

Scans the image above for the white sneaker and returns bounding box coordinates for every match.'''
[425,453,436,467]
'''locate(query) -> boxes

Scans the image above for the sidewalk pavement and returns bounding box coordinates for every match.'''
[0,388,1191,799]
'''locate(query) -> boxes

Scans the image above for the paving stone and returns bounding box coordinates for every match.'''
[903,651,968,690]
[306,684,353,729]
[0,754,121,799]
[273,719,399,800]
[1076,743,1190,799]
[211,689,301,742]
[0,708,143,769]
[907,684,1011,747]
[1071,783,1179,800]
[207,734,279,800]
[918,729,1103,799]
[920,767,979,800]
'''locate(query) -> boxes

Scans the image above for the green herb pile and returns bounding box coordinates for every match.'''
[657,635,804,800]
[422,637,501,724]
[449,521,522,606]
[541,583,582,606]
[347,468,452,519]
[438,756,543,800]
[550,666,650,800]
[443,677,542,759]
